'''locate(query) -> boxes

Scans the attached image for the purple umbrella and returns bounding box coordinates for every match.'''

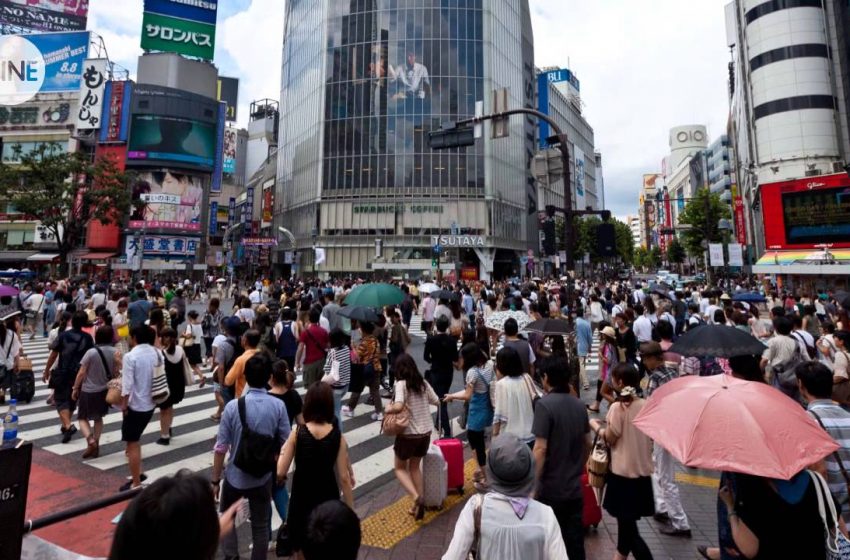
[0,285,19,297]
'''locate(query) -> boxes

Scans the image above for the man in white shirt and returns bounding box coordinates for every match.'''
[248,288,262,307]
[120,325,159,491]
[633,304,654,343]
[421,292,436,333]
[390,52,430,99]
[90,287,106,310]
[23,286,45,339]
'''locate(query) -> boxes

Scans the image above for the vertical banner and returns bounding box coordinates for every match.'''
[727,243,744,267]
[663,190,673,249]
[100,80,132,143]
[709,243,725,267]
[244,186,254,225]
[211,101,226,193]
[733,195,747,245]
[209,201,218,236]
[574,147,586,211]
[261,179,274,228]
[227,197,235,226]
[76,59,108,130]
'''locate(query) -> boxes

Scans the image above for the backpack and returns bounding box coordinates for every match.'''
[201,312,213,335]
[233,397,279,477]
[261,327,278,355]
[276,321,298,358]
[792,332,817,360]
[771,341,807,400]
[223,337,244,377]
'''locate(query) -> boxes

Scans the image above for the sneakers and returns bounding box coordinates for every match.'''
[61,425,77,444]
[660,527,692,538]
[341,405,354,418]
[371,412,384,421]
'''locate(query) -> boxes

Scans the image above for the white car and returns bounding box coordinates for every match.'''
[655,270,670,283]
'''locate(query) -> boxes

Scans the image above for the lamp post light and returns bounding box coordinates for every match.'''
[718,218,733,292]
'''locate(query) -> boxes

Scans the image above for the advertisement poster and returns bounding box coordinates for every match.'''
[75,58,107,130]
[733,194,747,245]
[141,10,215,60]
[0,1,88,34]
[211,101,226,193]
[261,179,274,228]
[24,31,90,92]
[129,170,202,231]
[222,127,236,174]
[127,114,217,169]
[709,243,725,267]
[218,77,239,122]
[727,243,743,267]
[574,147,586,210]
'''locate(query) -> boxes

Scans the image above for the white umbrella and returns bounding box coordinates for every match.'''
[484,310,531,331]
[419,282,439,294]
[216,278,227,283]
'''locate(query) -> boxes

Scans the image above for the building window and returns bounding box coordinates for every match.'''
[749,43,829,72]
[745,0,822,25]
[1,141,67,164]
[753,95,836,120]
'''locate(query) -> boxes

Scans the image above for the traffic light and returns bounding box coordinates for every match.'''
[432,258,439,268]
[429,124,475,150]
[542,218,557,256]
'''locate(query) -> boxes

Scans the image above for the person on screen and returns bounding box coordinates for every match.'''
[390,52,430,100]
[147,118,195,157]
[152,170,202,226]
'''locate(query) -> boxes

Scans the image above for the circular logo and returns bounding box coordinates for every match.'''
[0,35,45,106]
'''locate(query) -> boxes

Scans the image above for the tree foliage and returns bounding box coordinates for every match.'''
[566,216,634,265]
[677,188,732,257]
[666,237,686,266]
[0,143,135,272]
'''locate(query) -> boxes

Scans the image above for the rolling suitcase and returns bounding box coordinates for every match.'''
[11,369,35,403]
[422,442,448,508]
[581,472,602,529]
[434,413,465,494]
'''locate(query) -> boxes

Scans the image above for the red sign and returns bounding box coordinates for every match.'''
[733,195,747,245]
[760,173,850,249]
[461,266,479,281]
[86,144,125,250]
[105,81,126,143]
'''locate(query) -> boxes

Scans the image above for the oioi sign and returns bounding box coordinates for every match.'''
[0,35,45,106]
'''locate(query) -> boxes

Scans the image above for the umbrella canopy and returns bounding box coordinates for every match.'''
[215,278,227,283]
[669,324,765,358]
[0,304,21,321]
[419,282,439,294]
[0,285,19,297]
[525,318,572,335]
[337,305,380,323]
[633,374,839,480]
[484,310,531,331]
[344,283,405,308]
[732,292,766,303]
[835,291,850,310]
[650,287,671,299]
[431,289,460,301]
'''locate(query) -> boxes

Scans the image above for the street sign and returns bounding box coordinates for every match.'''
[492,88,509,139]
[433,245,442,254]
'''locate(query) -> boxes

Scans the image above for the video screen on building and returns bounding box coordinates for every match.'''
[129,169,203,232]
[127,115,217,170]
[782,187,850,244]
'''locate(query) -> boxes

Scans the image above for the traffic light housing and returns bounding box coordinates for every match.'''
[429,125,475,150]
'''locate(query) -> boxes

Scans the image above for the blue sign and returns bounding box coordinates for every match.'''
[537,68,580,149]
[25,31,90,93]
[211,101,226,193]
[228,197,235,225]
[209,201,218,235]
[544,68,580,91]
[143,0,218,25]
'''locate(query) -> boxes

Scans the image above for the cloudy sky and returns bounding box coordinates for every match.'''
[90,0,731,218]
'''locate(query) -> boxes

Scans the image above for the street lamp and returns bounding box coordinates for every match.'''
[718,219,733,292]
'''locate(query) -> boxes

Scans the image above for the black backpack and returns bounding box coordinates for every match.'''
[233,397,279,477]
[223,337,244,377]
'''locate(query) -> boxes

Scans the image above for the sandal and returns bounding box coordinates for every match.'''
[414,497,425,521]
[586,404,600,413]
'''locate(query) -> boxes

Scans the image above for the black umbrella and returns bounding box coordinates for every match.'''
[651,287,671,299]
[834,291,850,310]
[432,289,460,301]
[525,318,572,335]
[337,306,380,323]
[669,324,766,358]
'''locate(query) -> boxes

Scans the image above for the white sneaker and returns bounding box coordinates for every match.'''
[371,412,384,421]
[341,405,354,418]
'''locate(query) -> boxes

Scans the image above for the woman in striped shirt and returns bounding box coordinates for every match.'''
[323,328,351,429]
[386,353,440,520]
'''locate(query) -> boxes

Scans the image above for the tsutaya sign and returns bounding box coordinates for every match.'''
[431,235,486,248]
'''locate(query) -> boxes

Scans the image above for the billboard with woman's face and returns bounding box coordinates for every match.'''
[129,169,203,231]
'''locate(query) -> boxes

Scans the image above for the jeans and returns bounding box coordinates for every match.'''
[269,482,289,539]
[617,517,653,560]
[539,497,585,560]
[220,479,272,560]
[429,373,452,438]
[332,385,348,431]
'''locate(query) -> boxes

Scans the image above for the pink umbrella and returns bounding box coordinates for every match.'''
[633,374,839,480]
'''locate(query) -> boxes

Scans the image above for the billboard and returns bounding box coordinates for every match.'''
[222,127,236,174]
[129,169,203,232]
[141,10,215,60]
[761,173,850,249]
[574,147,586,210]
[75,58,106,130]
[217,76,238,121]
[127,114,217,169]
[261,179,273,228]
[143,0,217,25]
[0,0,88,34]
[99,80,132,143]
[24,31,90,92]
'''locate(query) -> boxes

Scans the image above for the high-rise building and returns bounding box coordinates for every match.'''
[726,0,850,279]
[276,0,536,280]
[627,215,642,248]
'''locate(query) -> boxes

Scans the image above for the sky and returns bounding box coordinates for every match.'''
[89,0,732,219]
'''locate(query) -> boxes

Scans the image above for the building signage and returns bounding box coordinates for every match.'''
[217,76,238,122]
[141,10,215,60]
[227,196,235,226]
[728,243,743,267]
[0,1,88,34]
[430,235,486,248]
[209,201,217,236]
[261,179,273,228]
[242,237,277,247]
[125,234,198,257]
[100,80,131,143]
[353,204,444,214]
[211,101,226,193]
[0,100,71,131]
[709,243,725,267]
[26,31,90,92]
[75,58,106,130]
[144,0,217,25]
[243,186,254,225]
[733,194,747,245]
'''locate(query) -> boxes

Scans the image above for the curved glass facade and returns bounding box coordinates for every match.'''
[323,0,484,195]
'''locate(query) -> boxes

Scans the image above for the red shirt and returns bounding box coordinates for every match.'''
[299,324,328,364]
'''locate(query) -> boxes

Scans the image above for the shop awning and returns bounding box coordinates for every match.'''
[27,253,60,262]
[80,252,116,261]
[0,251,36,262]
[752,249,850,276]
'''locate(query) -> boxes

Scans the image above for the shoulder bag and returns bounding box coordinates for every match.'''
[833,352,850,405]
[522,373,541,410]
[182,351,195,387]
[381,383,411,437]
[321,348,341,385]
[586,430,610,489]
[809,470,850,560]
[466,493,484,559]
[233,396,279,477]
[151,351,170,404]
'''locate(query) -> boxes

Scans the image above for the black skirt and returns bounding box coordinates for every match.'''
[184,344,203,366]
[603,472,655,520]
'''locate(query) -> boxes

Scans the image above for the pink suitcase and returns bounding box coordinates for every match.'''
[434,438,465,494]
[581,472,602,529]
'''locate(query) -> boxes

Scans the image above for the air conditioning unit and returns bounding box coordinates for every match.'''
[805,168,822,177]
[832,161,846,174]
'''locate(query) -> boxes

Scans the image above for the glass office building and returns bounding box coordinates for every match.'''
[277,0,535,279]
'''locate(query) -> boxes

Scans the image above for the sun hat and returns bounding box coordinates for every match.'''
[485,434,536,497]
[600,326,617,339]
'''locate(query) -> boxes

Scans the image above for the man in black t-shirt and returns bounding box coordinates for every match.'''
[423,316,458,438]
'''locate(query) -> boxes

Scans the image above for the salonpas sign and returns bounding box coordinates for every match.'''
[431,235,487,248]
[141,11,216,60]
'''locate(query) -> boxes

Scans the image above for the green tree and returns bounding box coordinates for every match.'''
[613,219,634,265]
[0,143,136,275]
[648,246,663,269]
[633,247,649,271]
[677,188,732,257]
[666,237,686,272]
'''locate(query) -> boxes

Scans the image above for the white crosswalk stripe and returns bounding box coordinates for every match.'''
[10,335,463,497]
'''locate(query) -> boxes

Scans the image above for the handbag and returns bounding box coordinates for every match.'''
[276,524,293,557]
[106,377,123,405]
[117,324,129,338]
[182,355,195,386]
[466,493,484,559]
[17,354,32,371]
[381,403,411,436]
[321,348,341,385]
[151,352,170,404]
[522,373,541,410]
[809,470,850,560]
[586,430,610,489]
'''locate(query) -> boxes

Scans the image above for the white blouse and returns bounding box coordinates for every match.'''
[493,375,536,443]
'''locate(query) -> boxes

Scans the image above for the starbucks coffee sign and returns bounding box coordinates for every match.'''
[431,235,486,248]
[353,204,444,214]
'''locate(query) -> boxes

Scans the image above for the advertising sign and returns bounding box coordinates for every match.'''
[0,1,88,34]
[75,58,106,130]
[243,186,254,225]
[143,0,217,25]
[733,194,747,245]
[222,127,236,174]
[100,80,132,143]
[709,243,725,267]
[129,170,203,231]
[141,10,215,60]
[0,99,71,131]
[210,101,226,193]
[127,114,217,169]
[209,201,217,236]
[217,76,238,121]
[261,179,273,228]
[126,234,199,257]
[25,31,90,92]
[728,243,744,267]
[227,196,235,225]
[243,237,277,247]
[574,147,586,211]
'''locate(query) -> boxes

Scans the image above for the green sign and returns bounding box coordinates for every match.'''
[141,11,216,60]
